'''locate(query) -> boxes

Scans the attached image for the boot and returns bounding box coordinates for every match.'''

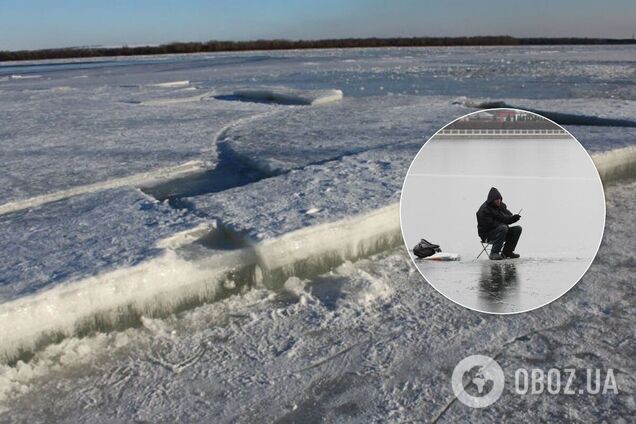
[502,251,520,259]
[489,252,504,260]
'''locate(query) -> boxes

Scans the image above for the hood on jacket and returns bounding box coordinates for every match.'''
[486,187,502,204]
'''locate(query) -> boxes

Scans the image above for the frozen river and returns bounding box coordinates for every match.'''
[0,46,634,421]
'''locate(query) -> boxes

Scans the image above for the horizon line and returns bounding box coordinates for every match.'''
[2,35,635,61]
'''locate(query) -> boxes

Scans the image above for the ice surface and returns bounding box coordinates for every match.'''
[0,82,273,204]
[0,180,632,422]
[0,46,634,420]
[1,47,634,205]
[223,95,470,174]
[190,145,415,242]
[0,142,412,362]
[1,137,625,360]
[2,45,635,100]
[0,188,203,302]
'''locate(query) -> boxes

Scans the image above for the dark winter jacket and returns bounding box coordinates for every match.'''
[476,187,519,241]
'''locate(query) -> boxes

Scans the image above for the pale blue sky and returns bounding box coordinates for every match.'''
[1,0,635,51]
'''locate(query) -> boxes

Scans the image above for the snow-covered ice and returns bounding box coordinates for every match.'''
[0,45,634,421]
[222,95,470,174]
[0,188,203,302]
[0,180,632,422]
[190,145,414,242]
[0,82,274,204]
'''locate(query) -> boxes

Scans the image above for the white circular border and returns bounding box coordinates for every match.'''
[398,108,607,315]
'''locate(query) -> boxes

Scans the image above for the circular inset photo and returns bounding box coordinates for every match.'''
[400,108,605,314]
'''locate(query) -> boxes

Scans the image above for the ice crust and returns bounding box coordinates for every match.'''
[0,160,208,215]
[0,85,272,204]
[0,46,635,420]
[223,95,470,174]
[190,144,415,242]
[0,180,632,422]
[0,188,203,302]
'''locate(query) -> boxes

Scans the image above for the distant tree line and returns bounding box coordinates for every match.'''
[2,36,634,62]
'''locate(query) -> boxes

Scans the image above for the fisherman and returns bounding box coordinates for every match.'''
[476,187,522,260]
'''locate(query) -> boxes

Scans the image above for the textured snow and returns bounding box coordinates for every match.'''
[0,180,632,422]
[223,95,471,174]
[0,45,634,421]
[0,83,273,204]
[190,145,414,242]
[0,188,203,302]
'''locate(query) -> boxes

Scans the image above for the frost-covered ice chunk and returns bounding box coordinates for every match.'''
[2,177,633,421]
[146,80,190,88]
[0,188,203,302]
[223,95,470,174]
[190,144,417,242]
[137,93,212,106]
[0,160,208,216]
[592,145,636,182]
[231,86,343,105]
[0,86,272,204]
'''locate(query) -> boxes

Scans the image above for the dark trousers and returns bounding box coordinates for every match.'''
[487,225,522,254]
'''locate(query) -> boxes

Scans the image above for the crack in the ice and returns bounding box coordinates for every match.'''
[470,102,636,128]
[277,337,370,378]
[140,141,269,202]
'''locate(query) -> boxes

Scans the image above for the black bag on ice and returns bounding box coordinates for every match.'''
[412,239,441,258]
